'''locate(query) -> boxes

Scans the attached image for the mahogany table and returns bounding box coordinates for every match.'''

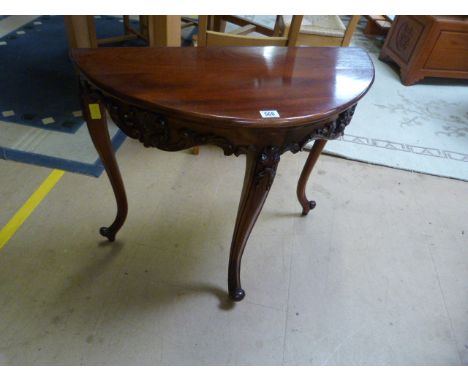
[71,46,374,302]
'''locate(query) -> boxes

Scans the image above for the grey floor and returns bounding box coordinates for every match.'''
[0,139,467,365]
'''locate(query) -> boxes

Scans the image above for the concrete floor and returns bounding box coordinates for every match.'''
[0,138,467,365]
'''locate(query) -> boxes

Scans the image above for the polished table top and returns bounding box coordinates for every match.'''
[72,46,374,302]
[71,46,374,128]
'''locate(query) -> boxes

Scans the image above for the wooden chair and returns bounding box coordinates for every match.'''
[363,15,393,36]
[280,15,360,47]
[210,15,285,37]
[196,15,303,47]
[64,16,150,48]
[64,16,192,49]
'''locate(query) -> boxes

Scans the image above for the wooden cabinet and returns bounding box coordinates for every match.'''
[379,15,468,85]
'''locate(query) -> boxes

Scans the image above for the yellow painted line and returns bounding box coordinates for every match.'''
[0,169,65,251]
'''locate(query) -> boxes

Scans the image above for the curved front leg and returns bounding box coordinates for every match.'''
[82,95,128,241]
[297,139,327,216]
[228,148,280,301]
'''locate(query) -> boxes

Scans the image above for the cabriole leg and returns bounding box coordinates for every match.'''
[81,95,128,241]
[228,148,280,301]
[297,139,327,216]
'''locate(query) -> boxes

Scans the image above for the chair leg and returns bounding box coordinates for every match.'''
[342,15,360,46]
[212,16,227,32]
[123,15,131,35]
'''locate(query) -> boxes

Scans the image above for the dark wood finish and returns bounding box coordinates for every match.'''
[80,90,128,241]
[229,149,280,300]
[71,46,374,301]
[297,139,327,216]
[379,15,468,85]
[193,16,302,155]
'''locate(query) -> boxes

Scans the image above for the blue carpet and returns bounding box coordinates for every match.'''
[0,15,145,132]
[0,16,151,176]
[0,132,127,177]
[0,15,195,177]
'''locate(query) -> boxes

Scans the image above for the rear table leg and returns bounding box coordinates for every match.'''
[297,139,327,216]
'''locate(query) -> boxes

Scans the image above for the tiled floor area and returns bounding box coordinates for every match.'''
[0,139,467,365]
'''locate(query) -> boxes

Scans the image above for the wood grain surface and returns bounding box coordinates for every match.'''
[72,46,374,128]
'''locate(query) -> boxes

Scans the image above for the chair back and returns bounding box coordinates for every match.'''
[197,16,303,47]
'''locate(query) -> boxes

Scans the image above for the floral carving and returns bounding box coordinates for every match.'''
[314,105,356,140]
[254,147,281,191]
[396,22,413,52]
[106,100,169,147]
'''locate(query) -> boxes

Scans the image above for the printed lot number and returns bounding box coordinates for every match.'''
[260,110,280,118]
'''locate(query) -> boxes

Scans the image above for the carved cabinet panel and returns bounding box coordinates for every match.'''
[380,15,468,85]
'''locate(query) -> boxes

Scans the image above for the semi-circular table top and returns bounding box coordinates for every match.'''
[71,46,374,128]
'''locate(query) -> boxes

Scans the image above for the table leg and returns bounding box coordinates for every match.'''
[228,148,280,301]
[297,139,327,216]
[148,16,181,47]
[64,16,97,49]
[82,96,128,242]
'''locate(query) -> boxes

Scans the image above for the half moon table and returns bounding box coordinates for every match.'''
[71,46,374,301]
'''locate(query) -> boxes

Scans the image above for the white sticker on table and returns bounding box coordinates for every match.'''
[260,110,280,118]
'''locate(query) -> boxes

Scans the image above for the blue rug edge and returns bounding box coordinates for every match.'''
[0,130,127,177]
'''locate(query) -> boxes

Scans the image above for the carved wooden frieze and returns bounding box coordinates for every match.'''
[106,101,169,148]
[313,105,356,141]
[283,104,357,153]
[80,78,356,158]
